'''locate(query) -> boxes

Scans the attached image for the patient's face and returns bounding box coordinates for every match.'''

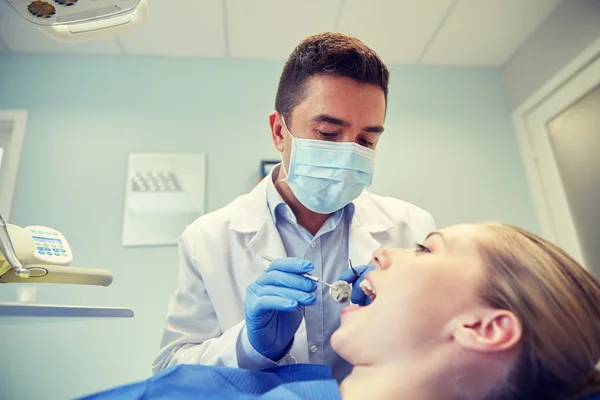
[331,224,486,366]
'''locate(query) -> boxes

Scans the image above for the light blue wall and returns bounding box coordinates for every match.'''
[0,53,538,400]
[503,0,600,109]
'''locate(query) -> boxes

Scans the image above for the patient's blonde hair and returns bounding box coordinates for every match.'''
[475,223,600,400]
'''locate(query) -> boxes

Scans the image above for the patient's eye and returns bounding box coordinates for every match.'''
[415,243,431,253]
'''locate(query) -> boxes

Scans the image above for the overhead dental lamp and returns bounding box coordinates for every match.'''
[3,0,148,42]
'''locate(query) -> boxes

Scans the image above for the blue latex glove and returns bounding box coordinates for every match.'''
[337,265,375,306]
[244,257,318,361]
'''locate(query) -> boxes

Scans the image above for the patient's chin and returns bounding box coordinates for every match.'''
[331,325,359,364]
[331,328,341,350]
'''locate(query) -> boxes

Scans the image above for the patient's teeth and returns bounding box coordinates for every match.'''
[359,280,377,302]
[360,280,373,292]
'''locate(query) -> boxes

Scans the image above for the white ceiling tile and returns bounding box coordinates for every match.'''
[118,0,226,58]
[227,0,342,60]
[421,0,564,66]
[0,0,121,55]
[336,0,455,64]
[0,0,567,66]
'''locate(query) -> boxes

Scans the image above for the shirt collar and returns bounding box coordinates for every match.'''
[266,169,289,223]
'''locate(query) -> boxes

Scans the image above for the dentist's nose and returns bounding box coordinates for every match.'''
[372,248,391,270]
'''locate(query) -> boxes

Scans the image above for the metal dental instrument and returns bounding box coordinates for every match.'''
[348,259,361,279]
[0,213,31,278]
[261,255,331,286]
[261,255,352,304]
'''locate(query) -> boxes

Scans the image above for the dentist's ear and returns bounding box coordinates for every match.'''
[453,310,522,352]
[269,111,285,152]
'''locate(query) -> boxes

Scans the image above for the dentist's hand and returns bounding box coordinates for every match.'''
[244,257,317,361]
[337,265,375,306]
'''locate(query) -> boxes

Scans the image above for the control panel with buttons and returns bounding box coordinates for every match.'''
[26,225,73,266]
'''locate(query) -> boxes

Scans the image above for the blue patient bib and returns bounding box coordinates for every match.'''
[78,364,341,400]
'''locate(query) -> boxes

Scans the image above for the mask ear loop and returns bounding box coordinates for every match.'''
[280,116,294,179]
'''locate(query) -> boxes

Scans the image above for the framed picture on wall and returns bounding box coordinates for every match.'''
[122,152,207,247]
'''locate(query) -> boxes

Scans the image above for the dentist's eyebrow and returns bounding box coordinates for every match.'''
[312,114,350,127]
[312,114,384,134]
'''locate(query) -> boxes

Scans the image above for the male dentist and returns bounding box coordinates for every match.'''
[153,32,435,382]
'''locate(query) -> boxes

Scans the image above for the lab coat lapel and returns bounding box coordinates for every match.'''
[247,217,287,264]
[348,222,381,267]
[348,192,395,266]
[230,169,308,362]
[228,170,287,263]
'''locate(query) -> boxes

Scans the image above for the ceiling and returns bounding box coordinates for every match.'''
[0,0,563,66]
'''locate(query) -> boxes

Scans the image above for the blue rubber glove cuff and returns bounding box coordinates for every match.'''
[244,257,317,361]
[239,325,296,369]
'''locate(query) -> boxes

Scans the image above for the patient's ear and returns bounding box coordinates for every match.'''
[453,310,522,352]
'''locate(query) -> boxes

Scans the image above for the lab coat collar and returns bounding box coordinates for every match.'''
[228,166,394,235]
[228,171,272,234]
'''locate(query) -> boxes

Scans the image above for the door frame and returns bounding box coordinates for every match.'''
[0,110,28,221]
[512,36,600,265]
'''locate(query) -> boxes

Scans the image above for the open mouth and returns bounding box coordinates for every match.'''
[359,278,377,303]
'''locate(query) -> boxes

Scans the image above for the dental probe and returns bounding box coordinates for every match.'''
[348,259,361,279]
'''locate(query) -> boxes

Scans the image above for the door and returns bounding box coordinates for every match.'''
[524,55,600,276]
[0,111,28,221]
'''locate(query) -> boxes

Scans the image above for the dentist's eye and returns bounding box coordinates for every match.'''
[358,138,374,148]
[318,131,336,138]
[415,243,431,253]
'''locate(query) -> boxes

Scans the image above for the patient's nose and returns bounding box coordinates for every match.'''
[372,248,390,270]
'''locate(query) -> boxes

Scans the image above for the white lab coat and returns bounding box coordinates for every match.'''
[152,168,436,373]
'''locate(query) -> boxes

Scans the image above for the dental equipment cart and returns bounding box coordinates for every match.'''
[0,213,134,320]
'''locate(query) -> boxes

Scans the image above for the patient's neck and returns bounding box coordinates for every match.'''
[340,354,502,400]
[340,363,440,400]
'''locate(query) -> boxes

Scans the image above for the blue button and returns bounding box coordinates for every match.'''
[45,252,53,255]
[42,247,51,251]
[37,251,44,255]
[56,249,66,253]
[54,252,60,256]
[37,246,44,251]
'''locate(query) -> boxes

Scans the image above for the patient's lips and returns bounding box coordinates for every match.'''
[341,305,360,316]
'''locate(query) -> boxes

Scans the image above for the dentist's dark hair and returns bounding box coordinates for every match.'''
[275,32,389,128]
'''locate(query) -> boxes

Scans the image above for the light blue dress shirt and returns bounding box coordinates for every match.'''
[261,175,356,382]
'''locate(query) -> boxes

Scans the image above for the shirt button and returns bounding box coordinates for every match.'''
[310,241,316,248]
[310,345,318,353]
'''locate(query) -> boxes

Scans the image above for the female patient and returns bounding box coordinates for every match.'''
[81,223,600,400]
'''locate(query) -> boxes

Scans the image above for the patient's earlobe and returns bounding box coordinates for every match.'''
[454,310,522,352]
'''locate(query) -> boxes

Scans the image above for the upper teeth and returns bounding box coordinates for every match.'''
[359,280,376,301]
[360,280,373,292]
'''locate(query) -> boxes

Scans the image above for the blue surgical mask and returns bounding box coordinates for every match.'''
[280,117,376,214]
